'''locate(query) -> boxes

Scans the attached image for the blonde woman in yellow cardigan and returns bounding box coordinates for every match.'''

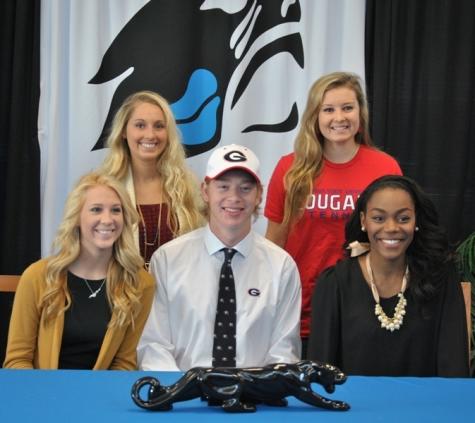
[4,172,154,369]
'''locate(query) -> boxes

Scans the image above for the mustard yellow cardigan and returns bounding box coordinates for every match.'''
[3,259,155,370]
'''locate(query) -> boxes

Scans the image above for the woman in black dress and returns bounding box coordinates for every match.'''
[308,175,469,376]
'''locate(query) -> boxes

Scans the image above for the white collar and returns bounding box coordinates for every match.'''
[203,224,252,258]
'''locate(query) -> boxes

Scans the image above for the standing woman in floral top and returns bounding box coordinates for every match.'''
[100,91,203,269]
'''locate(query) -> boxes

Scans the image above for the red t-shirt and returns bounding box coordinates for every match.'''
[264,145,402,337]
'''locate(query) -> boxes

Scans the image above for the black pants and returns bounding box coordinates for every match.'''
[301,337,308,359]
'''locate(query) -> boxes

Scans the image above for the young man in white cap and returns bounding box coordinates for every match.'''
[138,144,301,371]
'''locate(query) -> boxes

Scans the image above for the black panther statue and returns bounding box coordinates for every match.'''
[131,360,350,413]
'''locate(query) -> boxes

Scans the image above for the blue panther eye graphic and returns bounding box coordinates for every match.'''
[170,69,220,148]
[89,0,303,157]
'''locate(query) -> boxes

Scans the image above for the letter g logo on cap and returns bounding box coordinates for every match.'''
[224,151,247,162]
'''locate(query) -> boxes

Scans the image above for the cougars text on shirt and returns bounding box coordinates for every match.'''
[305,189,359,221]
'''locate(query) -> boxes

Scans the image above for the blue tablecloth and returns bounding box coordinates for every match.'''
[0,369,473,422]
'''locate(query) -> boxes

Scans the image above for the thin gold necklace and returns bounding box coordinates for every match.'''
[137,204,162,270]
[365,254,409,332]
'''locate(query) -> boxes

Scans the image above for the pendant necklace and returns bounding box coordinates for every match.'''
[137,203,162,270]
[365,254,409,332]
[83,278,106,299]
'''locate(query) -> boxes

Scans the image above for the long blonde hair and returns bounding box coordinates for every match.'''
[42,172,145,328]
[99,90,203,235]
[283,72,374,226]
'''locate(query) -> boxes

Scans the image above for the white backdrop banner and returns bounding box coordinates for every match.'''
[39,0,366,255]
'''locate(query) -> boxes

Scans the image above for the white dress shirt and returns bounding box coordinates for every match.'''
[137,225,301,371]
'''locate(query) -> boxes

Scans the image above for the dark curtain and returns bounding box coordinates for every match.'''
[0,0,41,364]
[365,0,475,244]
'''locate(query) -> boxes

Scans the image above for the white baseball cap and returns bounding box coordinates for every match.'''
[205,144,261,183]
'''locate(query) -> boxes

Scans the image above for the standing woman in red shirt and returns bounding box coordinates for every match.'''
[265,72,402,356]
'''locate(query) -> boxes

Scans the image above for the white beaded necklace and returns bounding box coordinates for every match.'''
[365,254,409,332]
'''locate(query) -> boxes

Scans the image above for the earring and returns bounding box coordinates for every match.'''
[415,226,419,232]
[361,226,366,232]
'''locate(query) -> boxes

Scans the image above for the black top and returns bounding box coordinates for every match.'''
[307,257,469,377]
[58,272,111,369]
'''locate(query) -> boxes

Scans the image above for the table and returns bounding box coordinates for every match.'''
[0,370,473,422]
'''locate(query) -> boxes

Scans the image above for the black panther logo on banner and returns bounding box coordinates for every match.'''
[89,0,304,157]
